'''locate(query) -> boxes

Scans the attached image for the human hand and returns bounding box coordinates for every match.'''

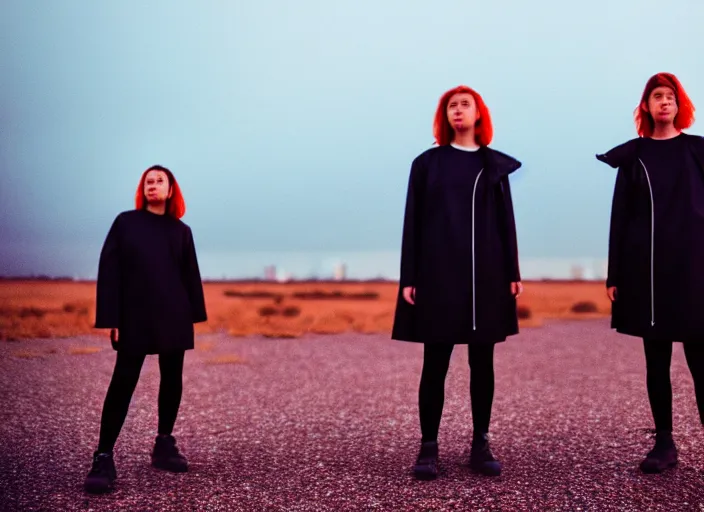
[511,282,523,298]
[607,287,617,302]
[402,286,416,305]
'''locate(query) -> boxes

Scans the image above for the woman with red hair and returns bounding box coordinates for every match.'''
[84,165,207,494]
[597,72,704,474]
[392,85,523,480]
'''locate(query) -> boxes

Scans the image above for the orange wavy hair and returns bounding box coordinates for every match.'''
[433,85,493,146]
[134,165,186,219]
[635,72,696,137]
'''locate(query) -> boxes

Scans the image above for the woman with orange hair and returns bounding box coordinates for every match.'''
[392,85,523,480]
[84,165,207,494]
[597,72,704,474]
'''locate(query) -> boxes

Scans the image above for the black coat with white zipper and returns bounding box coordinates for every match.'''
[391,144,522,345]
[597,133,704,342]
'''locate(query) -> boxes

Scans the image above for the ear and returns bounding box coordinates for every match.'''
[641,100,650,113]
[168,186,173,199]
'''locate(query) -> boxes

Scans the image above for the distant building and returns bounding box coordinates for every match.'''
[277,271,292,283]
[264,265,276,281]
[592,259,607,281]
[570,264,584,281]
[334,263,347,281]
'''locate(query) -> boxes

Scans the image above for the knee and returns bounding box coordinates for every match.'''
[468,347,494,372]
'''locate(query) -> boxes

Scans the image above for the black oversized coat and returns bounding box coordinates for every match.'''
[94,209,208,354]
[391,145,522,345]
[597,133,704,342]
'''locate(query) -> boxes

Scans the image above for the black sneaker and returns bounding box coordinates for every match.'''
[151,435,188,473]
[639,431,678,474]
[413,441,438,480]
[84,451,117,494]
[470,433,502,476]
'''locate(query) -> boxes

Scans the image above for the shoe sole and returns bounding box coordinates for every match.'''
[151,459,188,473]
[640,460,677,474]
[470,463,502,477]
[84,481,114,494]
[414,470,437,481]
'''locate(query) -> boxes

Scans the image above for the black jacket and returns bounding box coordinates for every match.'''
[596,133,704,341]
[391,145,521,345]
[95,209,207,354]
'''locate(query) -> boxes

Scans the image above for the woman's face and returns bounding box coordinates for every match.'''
[446,92,479,133]
[143,170,171,203]
[647,86,678,126]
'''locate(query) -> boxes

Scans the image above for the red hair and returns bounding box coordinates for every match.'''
[433,85,493,146]
[634,72,696,137]
[134,165,186,219]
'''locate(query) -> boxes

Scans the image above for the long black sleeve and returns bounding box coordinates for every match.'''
[182,226,207,323]
[497,176,521,282]
[399,157,424,287]
[95,215,122,328]
[606,168,629,288]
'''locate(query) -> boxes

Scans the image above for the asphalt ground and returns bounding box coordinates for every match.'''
[1,319,703,511]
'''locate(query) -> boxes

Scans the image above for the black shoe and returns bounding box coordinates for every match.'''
[470,433,502,476]
[84,451,117,494]
[639,431,677,474]
[151,435,188,473]
[413,441,438,480]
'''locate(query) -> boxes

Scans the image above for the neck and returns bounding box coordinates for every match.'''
[651,123,680,140]
[452,130,479,149]
[146,202,167,215]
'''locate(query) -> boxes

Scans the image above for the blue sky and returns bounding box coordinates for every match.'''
[1,0,703,277]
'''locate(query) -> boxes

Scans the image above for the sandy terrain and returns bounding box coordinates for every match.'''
[0,280,612,341]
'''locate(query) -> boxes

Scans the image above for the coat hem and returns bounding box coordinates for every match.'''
[613,325,704,343]
[391,335,514,345]
[113,346,194,355]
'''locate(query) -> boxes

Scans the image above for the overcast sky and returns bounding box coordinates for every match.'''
[1,0,703,277]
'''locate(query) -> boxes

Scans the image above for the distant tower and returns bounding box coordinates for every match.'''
[592,259,606,281]
[334,263,347,281]
[264,265,276,281]
[570,264,584,281]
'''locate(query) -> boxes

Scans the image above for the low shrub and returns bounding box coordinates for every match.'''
[517,305,532,319]
[281,306,301,317]
[258,306,279,317]
[571,301,598,313]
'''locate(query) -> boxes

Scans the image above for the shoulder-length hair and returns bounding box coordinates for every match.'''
[433,85,493,146]
[635,72,695,137]
[134,165,186,219]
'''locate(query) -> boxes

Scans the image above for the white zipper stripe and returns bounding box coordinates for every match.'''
[637,158,655,326]
[471,168,484,330]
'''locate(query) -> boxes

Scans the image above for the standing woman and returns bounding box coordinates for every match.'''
[596,72,704,474]
[392,85,523,480]
[84,165,207,494]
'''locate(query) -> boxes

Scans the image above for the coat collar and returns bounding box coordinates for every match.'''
[595,138,639,169]
[478,146,522,181]
[596,133,704,169]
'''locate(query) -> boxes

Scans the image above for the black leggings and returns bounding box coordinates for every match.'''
[643,339,704,432]
[97,351,185,453]
[419,342,495,442]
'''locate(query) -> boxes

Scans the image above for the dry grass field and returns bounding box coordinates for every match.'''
[0,280,612,341]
